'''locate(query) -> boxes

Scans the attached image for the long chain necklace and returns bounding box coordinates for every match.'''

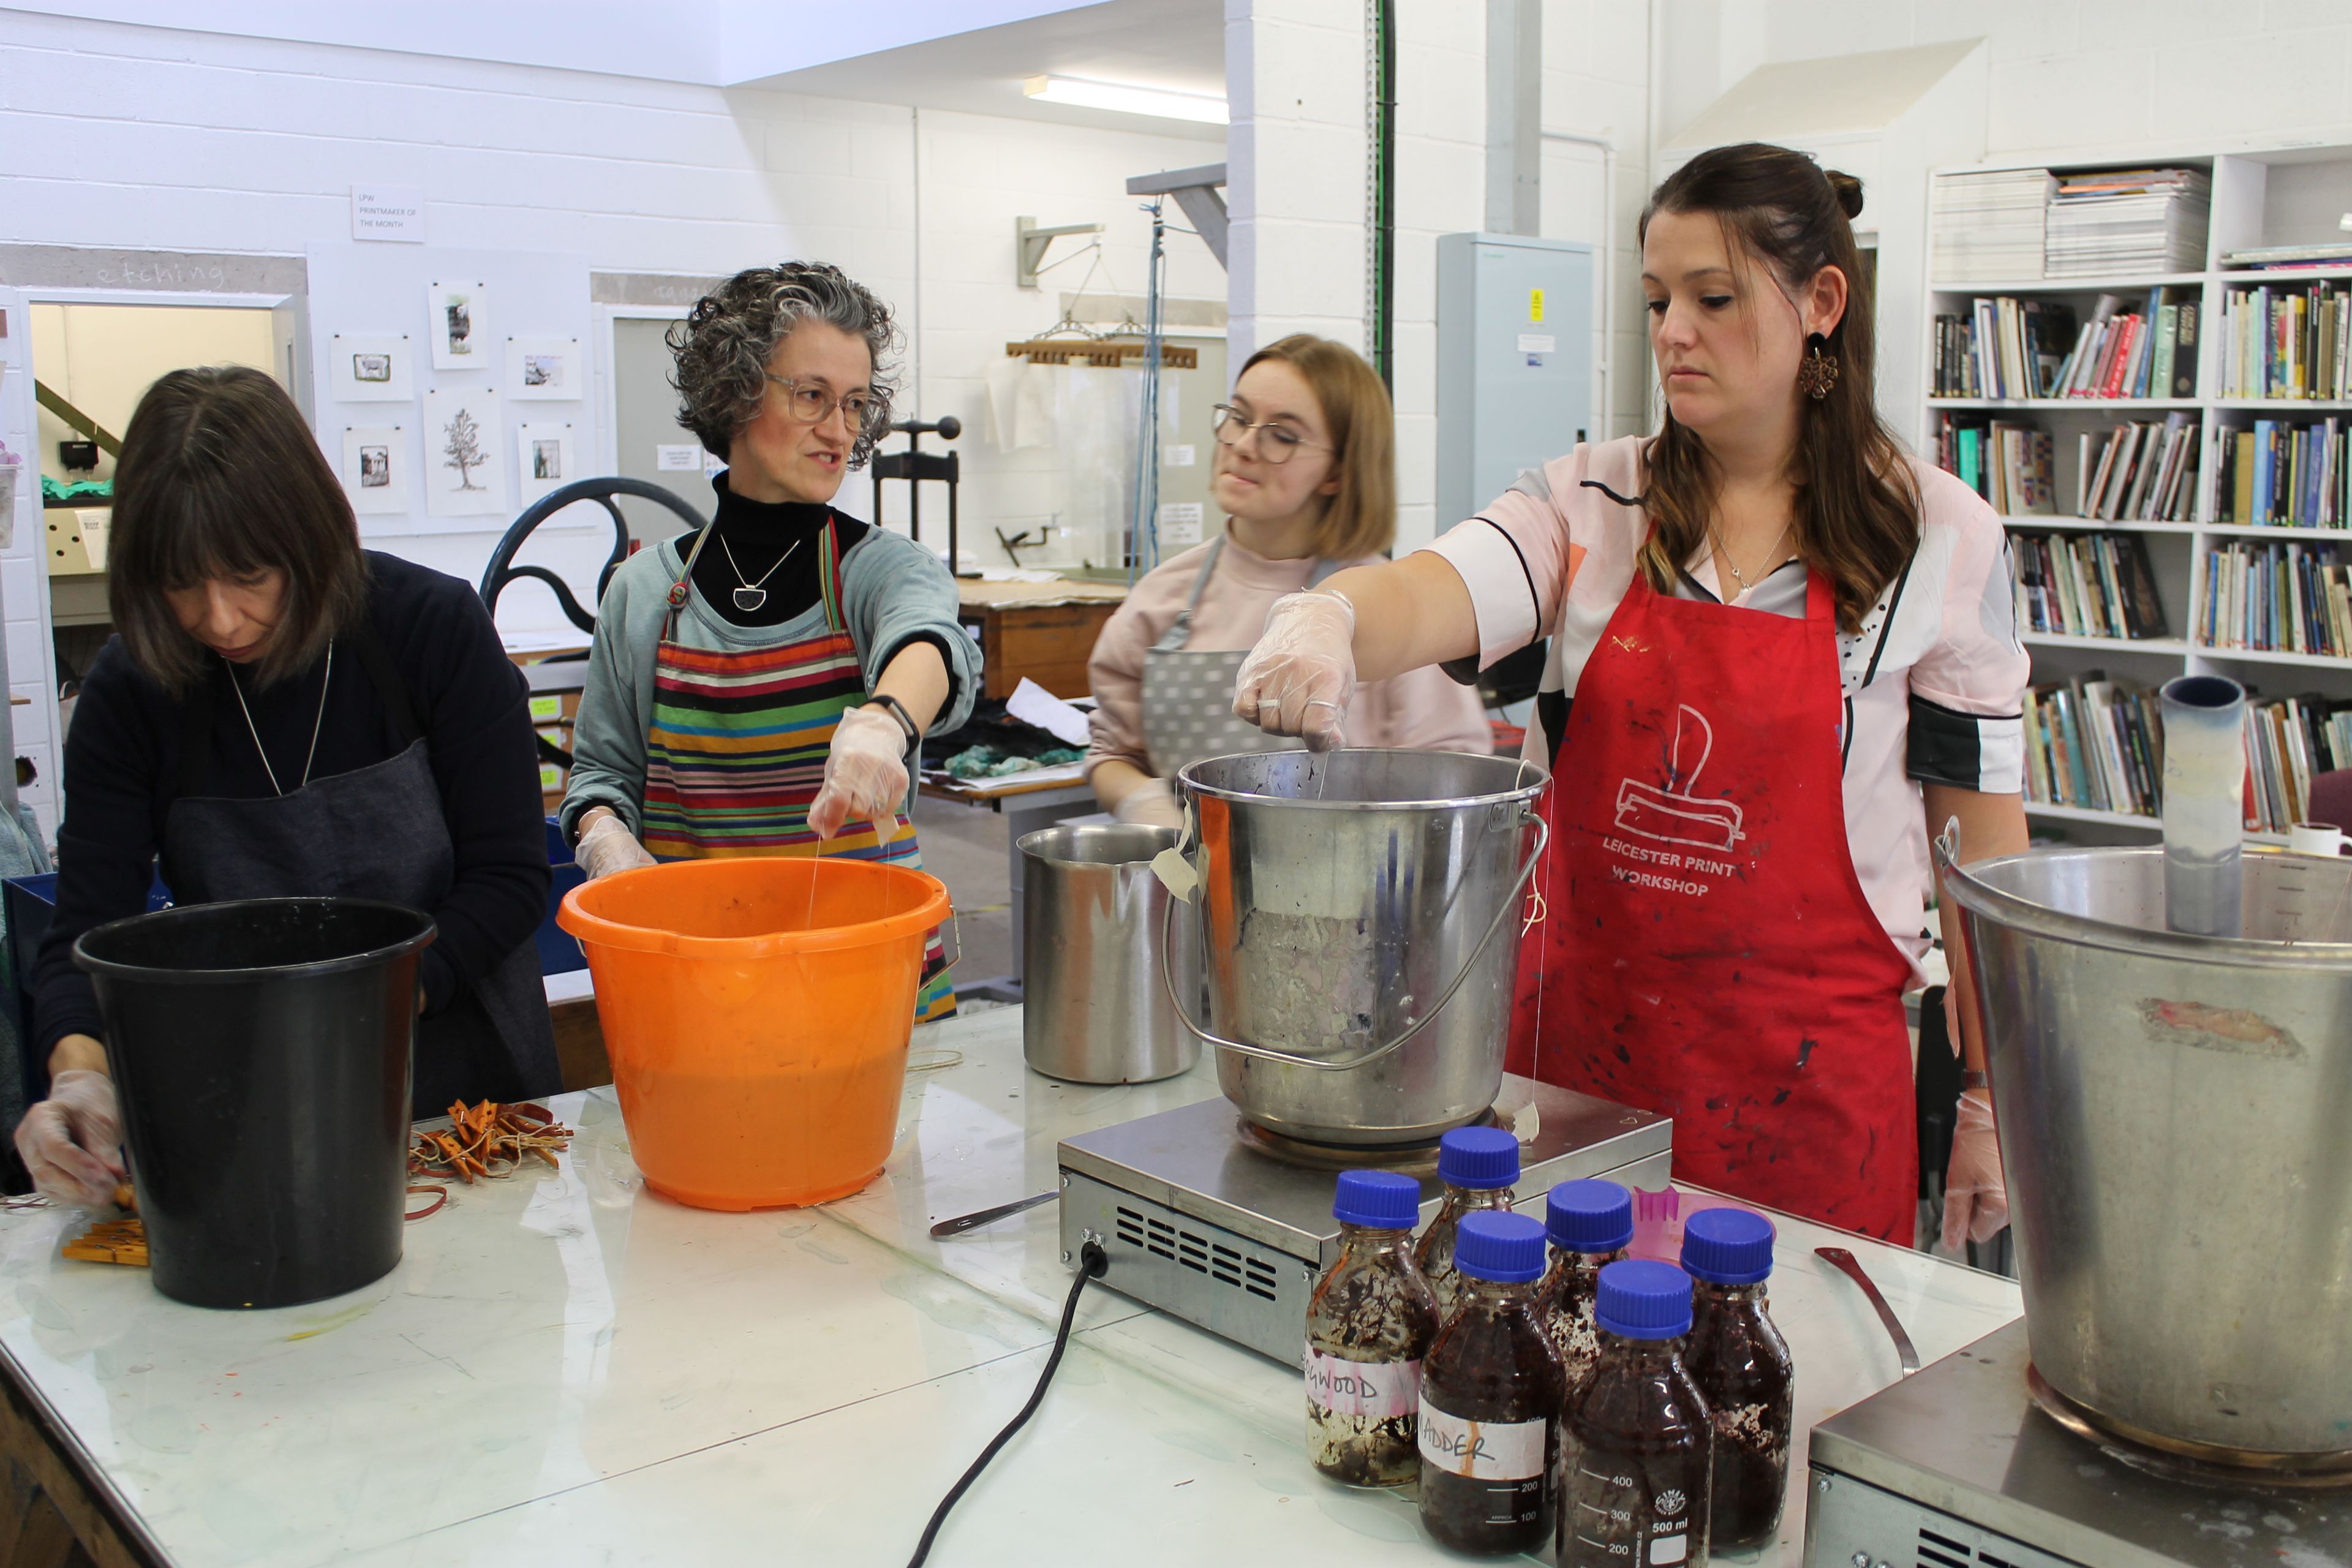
[1710,519,1795,597]
[716,532,802,613]
[228,644,333,797]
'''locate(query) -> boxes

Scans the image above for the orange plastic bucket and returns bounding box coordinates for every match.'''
[556,857,952,1210]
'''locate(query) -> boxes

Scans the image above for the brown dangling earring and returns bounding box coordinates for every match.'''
[1798,332,1839,400]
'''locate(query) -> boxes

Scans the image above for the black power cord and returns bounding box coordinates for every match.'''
[904,1240,1109,1567]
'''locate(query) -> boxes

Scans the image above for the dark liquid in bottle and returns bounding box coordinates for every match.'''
[1684,1281,1793,1550]
[1559,1332,1713,1568]
[1418,1282,1566,1555]
[1537,1245,1629,1410]
[1413,1184,1517,1317]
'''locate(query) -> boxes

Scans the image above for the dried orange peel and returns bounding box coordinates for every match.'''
[407,1100,575,1188]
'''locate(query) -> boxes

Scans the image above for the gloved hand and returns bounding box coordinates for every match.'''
[1113,777,1186,831]
[810,704,910,841]
[14,1069,124,1207]
[1941,1089,2008,1251]
[1231,590,1357,752]
[577,810,657,880]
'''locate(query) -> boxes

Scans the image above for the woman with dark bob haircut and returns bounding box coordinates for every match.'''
[12,366,560,1206]
[562,261,977,1021]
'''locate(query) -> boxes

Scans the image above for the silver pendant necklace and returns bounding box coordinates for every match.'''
[716,531,802,613]
[228,644,333,797]
[1710,520,1794,597]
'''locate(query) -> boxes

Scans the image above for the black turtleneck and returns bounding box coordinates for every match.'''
[689,473,873,628]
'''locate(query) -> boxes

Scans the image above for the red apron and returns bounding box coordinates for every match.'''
[1506,565,1917,1243]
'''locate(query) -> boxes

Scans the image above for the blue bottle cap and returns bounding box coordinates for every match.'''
[1545,1178,1635,1254]
[1331,1169,1421,1229]
[1680,1206,1777,1285]
[1453,1210,1547,1284]
[1436,1125,1520,1189]
[1595,1259,1694,1339]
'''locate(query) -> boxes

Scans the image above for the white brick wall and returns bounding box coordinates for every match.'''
[0,9,1221,581]
[1226,0,1651,553]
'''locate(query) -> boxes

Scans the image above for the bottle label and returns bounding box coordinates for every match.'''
[1302,1348,1421,1420]
[1415,1399,1547,1481]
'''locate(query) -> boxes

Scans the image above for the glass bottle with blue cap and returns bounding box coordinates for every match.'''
[1559,1259,1713,1568]
[1416,1210,1566,1555]
[1412,1125,1521,1316]
[1536,1178,1635,1407]
[1678,1207,1793,1550]
[1305,1169,1441,1487]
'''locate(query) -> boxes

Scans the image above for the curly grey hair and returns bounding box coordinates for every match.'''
[668,262,900,466]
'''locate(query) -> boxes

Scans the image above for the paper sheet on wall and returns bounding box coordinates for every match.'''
[1006,677,1092,747]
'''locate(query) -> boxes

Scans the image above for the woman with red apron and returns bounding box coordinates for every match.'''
[1229,145,2032,1250]
[560,263,976,1022]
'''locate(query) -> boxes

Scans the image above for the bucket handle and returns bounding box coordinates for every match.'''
[1158,810,1549,1071]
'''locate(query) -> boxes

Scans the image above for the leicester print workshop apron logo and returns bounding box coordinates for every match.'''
[1602,704,1745,897]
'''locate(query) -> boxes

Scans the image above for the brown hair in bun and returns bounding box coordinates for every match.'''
[1635,141,1913,636]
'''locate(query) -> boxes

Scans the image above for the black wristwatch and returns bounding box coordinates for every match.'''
[1959,1069,1990,1091]
[864,693,920,746]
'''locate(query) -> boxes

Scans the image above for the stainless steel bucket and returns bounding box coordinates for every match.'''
[1165,749,1548,1147]
[1020,824,1201,1085]
[1936,833,2352,1463]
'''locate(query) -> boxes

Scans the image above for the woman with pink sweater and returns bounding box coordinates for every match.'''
[1087,334,1490,828]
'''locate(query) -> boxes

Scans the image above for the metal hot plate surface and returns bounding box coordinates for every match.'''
[1809,1319,2352,1568]
[1057,1075,1672,1264]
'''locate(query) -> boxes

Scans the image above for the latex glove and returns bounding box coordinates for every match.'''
[1113,777,1186,831]
[1231,590,1357,752]
[1940,1089,2008,1251]
[14,1069,124,1207]
[810,704,910,841]
[577,810,657,880]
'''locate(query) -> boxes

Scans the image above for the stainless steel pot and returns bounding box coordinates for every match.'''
[1164,749,1548,1147]
[1936,831,2352,1463]
[1020,824,1201,1084]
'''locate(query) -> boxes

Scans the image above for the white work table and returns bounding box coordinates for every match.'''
[0,1009,2021,1566]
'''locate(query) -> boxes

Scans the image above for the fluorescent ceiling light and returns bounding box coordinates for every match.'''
[1024,74,1227,125]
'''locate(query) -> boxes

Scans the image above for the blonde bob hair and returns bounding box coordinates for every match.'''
[1234,334,1396,559]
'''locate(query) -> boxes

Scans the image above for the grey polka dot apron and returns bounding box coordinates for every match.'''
[1140,536,1346,777]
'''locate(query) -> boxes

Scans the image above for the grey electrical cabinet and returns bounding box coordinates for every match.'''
[1436,233,1594,532]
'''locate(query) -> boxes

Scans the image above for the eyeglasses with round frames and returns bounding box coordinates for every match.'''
[1210,403,1331,466]
[764,374,885,436]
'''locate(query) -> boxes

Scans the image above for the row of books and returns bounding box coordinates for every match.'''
[2043,168,2209,277]
[1931,168,2053,283]
[2218,419,2348,528]
[1937,418,2056,514]
[2218,281,2350,401]
[2245,696,2352,835]
[2023,677,2163,818]
[2078,416,2200,521]
[2012,530,2171,641]
[2199,540,2352,657]
[1931,292,2201,401]
[2025,680,2352,832]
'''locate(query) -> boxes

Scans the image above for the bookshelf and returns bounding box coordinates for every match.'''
[1923,143,2352,844]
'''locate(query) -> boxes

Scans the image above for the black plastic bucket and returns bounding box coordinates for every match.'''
[73,898,434,1310]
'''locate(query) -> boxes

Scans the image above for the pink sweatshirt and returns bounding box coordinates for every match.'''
[1085,532,1493,781]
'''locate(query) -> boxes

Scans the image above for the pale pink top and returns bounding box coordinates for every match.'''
[1417,436,2029,975]
[1086,531,1493,780]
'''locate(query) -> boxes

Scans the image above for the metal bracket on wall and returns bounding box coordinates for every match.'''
[1015,217,1106,289]
[1124,164,1228,270]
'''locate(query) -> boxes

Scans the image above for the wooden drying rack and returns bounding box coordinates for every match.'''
[1004,337,1197,369]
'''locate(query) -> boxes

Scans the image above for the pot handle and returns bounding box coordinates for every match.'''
[1158,810,1550,1071]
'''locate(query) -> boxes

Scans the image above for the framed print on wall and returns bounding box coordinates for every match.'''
[329,334,413,402]
[506,336,579,401]
[341,425,409,515]
[423,387,505,516]
[427,281,489,369]
[516,421,576,506]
